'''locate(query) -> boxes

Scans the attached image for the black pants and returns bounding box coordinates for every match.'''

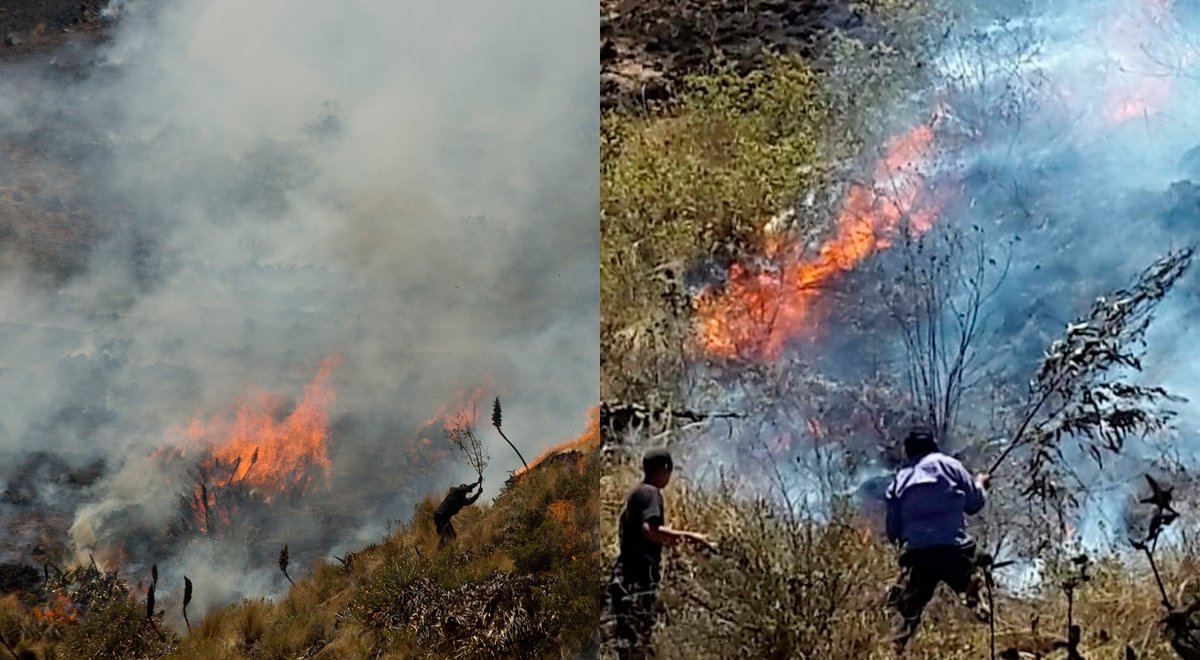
[434,514,455,548]
[608,572,660,660]
[890,542,981,649]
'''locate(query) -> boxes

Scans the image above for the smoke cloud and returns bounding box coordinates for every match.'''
[0,0,596,619]
[677,0,1200,549]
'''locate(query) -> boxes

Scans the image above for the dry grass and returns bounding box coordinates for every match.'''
[601,450,1200,660]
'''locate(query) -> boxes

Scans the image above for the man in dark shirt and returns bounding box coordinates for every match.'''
[609,449,710,660]
[434,479,482,548]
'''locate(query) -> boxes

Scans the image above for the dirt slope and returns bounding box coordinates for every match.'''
[601,0,874,109]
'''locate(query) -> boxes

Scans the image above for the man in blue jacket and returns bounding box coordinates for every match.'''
[885,426,990,652]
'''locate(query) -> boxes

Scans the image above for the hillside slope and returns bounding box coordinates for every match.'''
[0,449,602,660]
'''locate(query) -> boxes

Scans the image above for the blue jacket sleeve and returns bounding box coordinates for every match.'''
[884,483,902,544]
[955,460,986,515]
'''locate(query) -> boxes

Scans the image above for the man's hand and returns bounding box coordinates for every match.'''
[683,532,715,553]
[976,473,992,490]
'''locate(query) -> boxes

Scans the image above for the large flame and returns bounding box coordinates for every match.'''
[696,119,943,360]
[412,377,503,447]
[515,405,600,477]
[169,353,344,492]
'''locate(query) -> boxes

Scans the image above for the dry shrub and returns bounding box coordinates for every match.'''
[603,459,894,660]
[232,598,271,648]
[195,605,228,641]
[60,594,163,660]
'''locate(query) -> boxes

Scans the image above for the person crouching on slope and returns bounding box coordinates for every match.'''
[434,479,482,549]
[885,426,990,653]
[609,449,711,660]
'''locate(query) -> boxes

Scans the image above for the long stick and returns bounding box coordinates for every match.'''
[495,426,528,471]
[986,572,997,660]
[986,376,1063,476]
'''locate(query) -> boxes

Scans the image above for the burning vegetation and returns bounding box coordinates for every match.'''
[695,117,946,360]
[158,353,343,543]
[603,0,1200,658]
[0,402,602,660]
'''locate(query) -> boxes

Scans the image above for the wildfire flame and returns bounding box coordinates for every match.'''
[33,593,80,624]
[413,377,504,446]
[171,353,344,492]
[514,405,600,477]
[696,118,943,360]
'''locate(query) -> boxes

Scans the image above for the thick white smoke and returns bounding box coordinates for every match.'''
[0,0,596,619]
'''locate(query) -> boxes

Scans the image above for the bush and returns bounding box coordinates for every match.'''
[60,595,162,660]
[601,55,835,402]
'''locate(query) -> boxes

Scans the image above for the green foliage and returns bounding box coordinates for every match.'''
[346,554,421,630]
[504,455,602,655]
[602,56,833,402]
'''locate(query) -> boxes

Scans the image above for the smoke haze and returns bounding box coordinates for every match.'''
[0,0,596,619]
[677,0,1200,550]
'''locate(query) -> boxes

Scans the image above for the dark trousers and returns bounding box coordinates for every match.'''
[434,514,455,548]
[889,542,981,649]
[608,572,660,660]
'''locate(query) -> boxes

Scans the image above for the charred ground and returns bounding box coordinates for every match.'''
[600,0,923,109]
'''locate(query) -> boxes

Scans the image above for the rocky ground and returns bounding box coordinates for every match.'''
[600,0,878,110]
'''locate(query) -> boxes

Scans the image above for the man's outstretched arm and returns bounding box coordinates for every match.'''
[643,520,711,550]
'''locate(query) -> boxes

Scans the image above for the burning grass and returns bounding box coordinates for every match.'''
[601,36,931,402]
[601,56,834,402]
[694,115,947,360]
[0,441,601,660]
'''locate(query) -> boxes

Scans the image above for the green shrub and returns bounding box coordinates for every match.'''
[601,55,833,401]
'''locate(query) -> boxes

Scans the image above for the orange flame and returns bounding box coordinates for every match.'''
[514,405,600,477]
[170,353,344,491]
[33,594,80,624]
[412,377,504,447]
[1101,0,1185,125]
[696,119,942,359]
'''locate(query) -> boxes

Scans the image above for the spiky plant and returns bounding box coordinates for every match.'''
[491,396,528,471]
[145,566,164,641]
[280,545,295,587]
[225,456,242,487]
[240,447,260,483]
[200,481,212,536]
[182,576,193,633]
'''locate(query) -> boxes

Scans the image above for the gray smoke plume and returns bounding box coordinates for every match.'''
[678,0,1200,550]
[0,0,596,621]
